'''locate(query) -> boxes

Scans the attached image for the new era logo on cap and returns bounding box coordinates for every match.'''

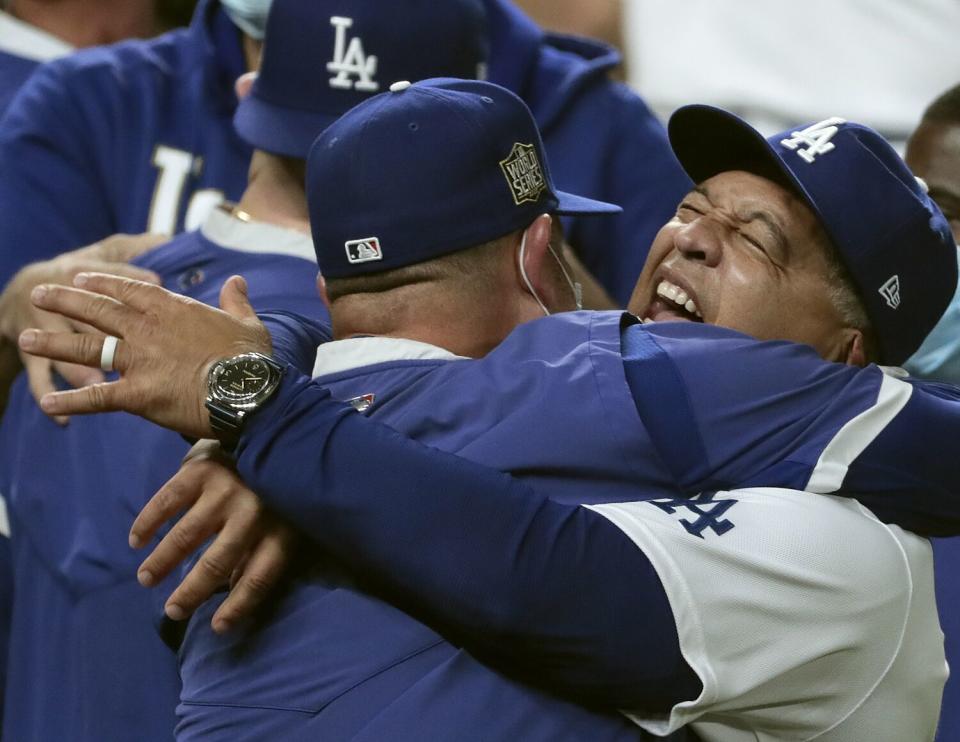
[345,237,383,264]
[500,143,546,205]
[879,275,901,310]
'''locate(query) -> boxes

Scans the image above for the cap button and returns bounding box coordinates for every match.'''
[389,80,412,93]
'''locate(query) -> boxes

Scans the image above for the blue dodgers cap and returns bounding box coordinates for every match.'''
[307,78,621,278]
[668,105,958,365]
[234,0,488,158]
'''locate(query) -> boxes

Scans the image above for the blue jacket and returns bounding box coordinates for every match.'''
[0,0,250,287]
[0,223,327,742]
[484,0,692,303]
[0,0,690,304]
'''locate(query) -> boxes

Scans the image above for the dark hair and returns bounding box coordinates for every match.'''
[923,83,960,125]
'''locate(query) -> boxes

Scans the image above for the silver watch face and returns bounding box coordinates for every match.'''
[210,354,278,409]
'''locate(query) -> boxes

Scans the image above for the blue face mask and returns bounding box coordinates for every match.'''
[220,0,273,40]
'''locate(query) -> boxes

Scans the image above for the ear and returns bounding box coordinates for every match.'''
[840,329,867,368]
[317,273,331,311]
[234,71,259,102]
[514,214,555,308]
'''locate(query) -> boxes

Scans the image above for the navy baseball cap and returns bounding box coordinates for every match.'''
[668,104,958,365]
[306,78,621,279]
[234,0,489,158]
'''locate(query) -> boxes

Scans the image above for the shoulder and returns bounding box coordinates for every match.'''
[37,27,193,89]
[595,489,932,737]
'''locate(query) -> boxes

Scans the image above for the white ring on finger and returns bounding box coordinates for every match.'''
[100,335,119,372]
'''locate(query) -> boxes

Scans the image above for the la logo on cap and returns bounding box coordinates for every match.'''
[500,143,546,205]
[345,237,383,264]
[327,16,378,92]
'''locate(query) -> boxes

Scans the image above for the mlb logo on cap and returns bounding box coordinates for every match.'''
[345,237,383,265]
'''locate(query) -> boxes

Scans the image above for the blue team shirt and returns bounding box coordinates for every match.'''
[0,0,688,305]
[905,248,960,741]
[0,11,71,114]
[171,312,960,740]
[0,221,328,742]
[483,0,692,303]
[0,0,251,286]
[0,11,73,729]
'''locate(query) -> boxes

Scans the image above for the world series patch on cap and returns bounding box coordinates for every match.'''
[306,78,621,279]
[668,104,958,365]
[234,0,489,159]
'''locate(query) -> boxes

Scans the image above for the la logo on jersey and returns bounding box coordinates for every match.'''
[647,492,737,539]
[780,117,847,163]
[345,237,383,264]
[328,16,379,92]
[500,143,546,205]
[879,274,901,309]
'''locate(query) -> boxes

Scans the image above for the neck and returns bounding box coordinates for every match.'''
[235,153,310,234]
[9,0,158,47]
[332,288,524,359]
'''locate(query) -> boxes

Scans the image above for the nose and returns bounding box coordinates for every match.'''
[673,218,722,267]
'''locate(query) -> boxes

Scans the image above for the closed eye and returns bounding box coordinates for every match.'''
[678,202,702,213]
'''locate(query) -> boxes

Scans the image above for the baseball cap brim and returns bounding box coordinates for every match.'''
[554,190,622,215]
[667,105,826,235]
[235,95,340,159]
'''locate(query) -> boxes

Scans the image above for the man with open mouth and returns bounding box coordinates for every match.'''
[17,95,960,740]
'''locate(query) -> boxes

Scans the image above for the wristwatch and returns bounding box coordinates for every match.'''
[205,352,285,450]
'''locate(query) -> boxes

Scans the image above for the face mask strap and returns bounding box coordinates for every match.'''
[518,229,551,317]
[547,242,583,311]
[517,222,584,315]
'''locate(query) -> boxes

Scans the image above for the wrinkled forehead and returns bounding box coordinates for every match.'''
[695,170,835,262]
[696,171,815,225]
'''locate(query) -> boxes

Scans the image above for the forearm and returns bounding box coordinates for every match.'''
[236,371,699,710]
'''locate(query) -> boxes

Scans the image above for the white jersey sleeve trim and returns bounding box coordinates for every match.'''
[585,488,943,741]
[0,492,10,538]
[805,371,912,493]
[0,11,72,62]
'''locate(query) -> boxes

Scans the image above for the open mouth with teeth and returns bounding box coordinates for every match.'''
[643,279,703,323]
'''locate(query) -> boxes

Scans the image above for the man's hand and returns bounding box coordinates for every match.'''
[17,272,272,438]
[0,233,164,423]
[131,440,300,634]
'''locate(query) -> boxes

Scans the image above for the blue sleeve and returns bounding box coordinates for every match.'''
[0,533,11,731]
[0,60,115,286]
[236,371,700,711]
[259,311,330,374]
[623,322,960,535]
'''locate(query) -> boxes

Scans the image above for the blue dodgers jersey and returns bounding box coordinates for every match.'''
[483,0,691,304]
[934,538,960,742]
[0,226,328,742]
[179,312,902,740]
[0,51,39,115]
[0,0,251,287]
[0,11,72,115]
[176,310,686,742]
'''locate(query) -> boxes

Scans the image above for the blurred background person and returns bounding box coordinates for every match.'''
[899,82,960,742]
[0,0,182,114]
[515,0,623,75]
[623,0,960,150]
